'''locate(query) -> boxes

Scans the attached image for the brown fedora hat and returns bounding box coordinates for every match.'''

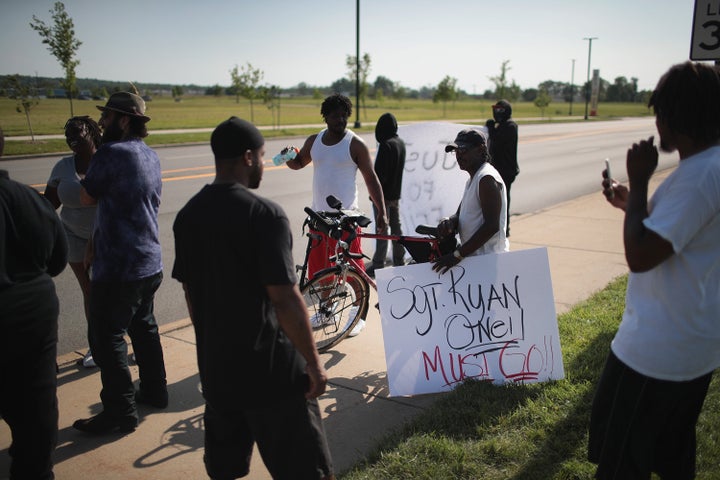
[97,92,151,122]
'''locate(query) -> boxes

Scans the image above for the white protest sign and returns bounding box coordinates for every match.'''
[376,247,563,397]
[397,122,486,236]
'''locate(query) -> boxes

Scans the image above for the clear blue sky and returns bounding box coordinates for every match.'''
[0,0,698,93]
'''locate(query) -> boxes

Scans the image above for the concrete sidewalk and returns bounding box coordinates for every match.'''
[0,168,672,480]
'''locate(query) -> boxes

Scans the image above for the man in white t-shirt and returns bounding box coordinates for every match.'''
[589,62,720,480]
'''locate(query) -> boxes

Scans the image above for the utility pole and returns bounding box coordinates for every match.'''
[354,0,361,128]
[583,37,597,120]
[569,59,575,116]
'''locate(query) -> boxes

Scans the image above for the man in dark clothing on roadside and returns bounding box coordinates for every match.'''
[486,99,519,236]
[1,126,68,479]
[173,117,334,479]
[73,92,168,435]
[366,112,406,277]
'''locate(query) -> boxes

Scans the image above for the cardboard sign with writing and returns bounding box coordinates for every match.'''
[397,122,485,237]
[376,247,564,397]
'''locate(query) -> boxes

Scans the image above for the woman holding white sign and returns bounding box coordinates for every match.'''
[432,129,509,274]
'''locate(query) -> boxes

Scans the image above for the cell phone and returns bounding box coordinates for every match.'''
[604,159,614,198]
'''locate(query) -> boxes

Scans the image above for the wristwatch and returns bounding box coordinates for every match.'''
[453,248,464,260]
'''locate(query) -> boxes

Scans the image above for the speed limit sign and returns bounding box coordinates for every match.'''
[691,0,720,60]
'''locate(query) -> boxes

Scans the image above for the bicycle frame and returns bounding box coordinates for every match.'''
[297,216,444,291]
[298,201,451,352]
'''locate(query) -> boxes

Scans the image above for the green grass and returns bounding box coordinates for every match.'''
[340,275,720,480]
[1,96,653,156]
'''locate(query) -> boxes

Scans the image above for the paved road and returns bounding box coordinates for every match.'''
[2,118,675,356]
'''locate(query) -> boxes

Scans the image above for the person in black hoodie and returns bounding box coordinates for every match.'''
[366,112,406,278]
[486,100,519,236]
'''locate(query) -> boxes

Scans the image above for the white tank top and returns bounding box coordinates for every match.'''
[310,129,359,211]
[458,162,509,255]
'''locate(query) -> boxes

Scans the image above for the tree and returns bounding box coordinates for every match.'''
[605,76,639,102]
[522,88,538,102]
[433,76,458,117]
[489,60,512,100]
[346,53,371,119]
[261,84,281,129]
[330,77,354,95]
[229,63,264,121]
[373,75,395,98]
[393,82,407,102]
[313,88,323,102]
[30,2,82,117]
[205,84,223,97]
[4,75,39,142]
[534,88,551,118]
[171,85,184,102]
[375,88,385,106]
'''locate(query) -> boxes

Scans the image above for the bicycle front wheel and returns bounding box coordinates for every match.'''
[301,268,370,353]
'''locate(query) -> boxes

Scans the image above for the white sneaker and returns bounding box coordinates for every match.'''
[344,306,365,337]
[348,319,365,337]
[82,350,96,368]
[310,310,335,328]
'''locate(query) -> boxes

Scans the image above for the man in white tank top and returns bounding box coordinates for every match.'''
[285,94,388,336]
[431,128,508,275]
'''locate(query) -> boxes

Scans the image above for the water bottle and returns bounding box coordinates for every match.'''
[272,146,298,166]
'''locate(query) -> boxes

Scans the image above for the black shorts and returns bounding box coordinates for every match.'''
[203,394,333,480]
[588,351,712,480]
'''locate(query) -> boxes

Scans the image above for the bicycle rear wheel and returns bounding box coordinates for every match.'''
[301,268,370,353]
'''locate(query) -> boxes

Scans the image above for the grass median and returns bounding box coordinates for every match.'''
[1,96,653,157]
[341,275,720,480]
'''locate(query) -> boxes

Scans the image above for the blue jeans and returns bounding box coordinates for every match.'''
[88,271,166,419]
[372,200,405,268]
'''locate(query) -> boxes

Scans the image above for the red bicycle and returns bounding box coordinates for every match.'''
[299,195,456,352]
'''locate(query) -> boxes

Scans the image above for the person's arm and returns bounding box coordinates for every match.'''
[495,123,519,179]
[83,232,94,271]
[47,213,68,277]
[79,185,97,206]
[373,144,390,191]
[44,162,63,209]
[180,283,194,321]
[352,137,388,232]
[44,185,62,210]
[622,136,674,272]
[285,135,316,170]
[432,175,502,274]
[267,283,328,399]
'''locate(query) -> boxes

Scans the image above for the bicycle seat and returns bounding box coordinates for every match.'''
[415,224,439,236]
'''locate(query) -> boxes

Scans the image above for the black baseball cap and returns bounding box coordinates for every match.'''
[445,129,487,153]
[210,116,265,160]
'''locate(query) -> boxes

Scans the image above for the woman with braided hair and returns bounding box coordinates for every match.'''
[45,116,102,368]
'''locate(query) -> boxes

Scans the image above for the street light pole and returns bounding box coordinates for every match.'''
[583,37,597,120]
[354,0,361,128]
[569,58,575,116]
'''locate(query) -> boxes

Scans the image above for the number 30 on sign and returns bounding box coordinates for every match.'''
[691,0,720,60]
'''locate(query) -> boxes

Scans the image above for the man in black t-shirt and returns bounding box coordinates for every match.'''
[172,117,334,480]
